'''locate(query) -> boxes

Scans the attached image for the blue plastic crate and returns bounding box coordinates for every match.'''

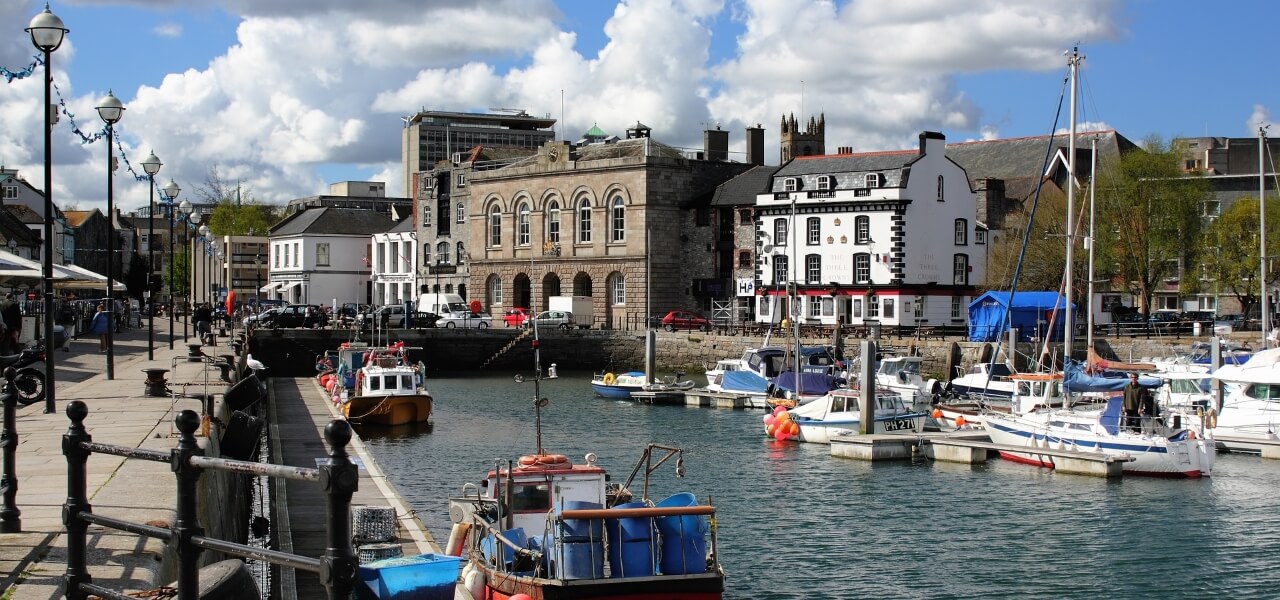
[356,553,463,600]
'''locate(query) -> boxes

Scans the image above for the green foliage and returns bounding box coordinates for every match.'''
[207,203,274,236]
[1202,195,1280,319]
[166,248,190,297]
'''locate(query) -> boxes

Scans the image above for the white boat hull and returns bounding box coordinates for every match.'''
[983,412,1214,477]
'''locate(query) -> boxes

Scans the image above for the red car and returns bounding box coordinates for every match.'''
[503,307,531,327]
[661,310,710,332]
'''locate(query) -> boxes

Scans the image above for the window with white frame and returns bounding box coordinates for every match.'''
[774,218,788,247]
[937,175,944,201]
[293,243,299,267]
[578,199,592,243]
[955,218,968,245]
[866,173,881,188]
[883,298,895,319]
[822,297,834,317]
[976,230,986,245]
[456,172,467,187]
[855,216,870,244]
[853,298,863,319]
[422,242,430,267]
[854,253,870,283]
[784,178,798,192]
[437,241,450,264]
[610,274,625,305]
[1,185,16,200]
[953,254,969,285]
[517,202,531,246]
[807,217,820,245]
[422,204,431,227]
[914,297,924,319]
[456,203,465,223]
[1198,296,1216,311]
[1204,199,1220,217]
[456,242,465,264]
[808,296,822,318]
[547,200,561,243]
[951,296,963,320]
[816,175,832,191]
[374,243,384,272]
[773,255,789,285]
[402,241,412,271]
[489,205,502,247]
[1157,296,1179,311]
[273,246,280,268]
[867,295,880,318]
[610,196,625,242]
[806,254,821,284]
[489,276,502,305]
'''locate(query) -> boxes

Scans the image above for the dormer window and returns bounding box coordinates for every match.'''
[865,173,882,188]
[816,175,832,191]
[784,177,798,192]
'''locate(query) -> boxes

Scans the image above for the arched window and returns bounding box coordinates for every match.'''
[855,216,870,244]
[610,196,625,242]
[488,275,503,306]
[577,199,592,243]
[517,202,531,246]
[488,205,502,247]
[807,217,820,245]
[805,254,821,283]
[937,175,945,201]
[954,218,968,245]
[456,202,466,223]
[456,241,465,264]
[609,273,625,305]
[422,242,431,267]
[547,200,561,243]
[854,253,871,283]
[773,255,789,285]
[437,241,450,264]
[774,218,788,247]
[953,254,969,285]
[866,173,881,188]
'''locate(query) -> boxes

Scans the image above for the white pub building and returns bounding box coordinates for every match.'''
[755,131,984,328]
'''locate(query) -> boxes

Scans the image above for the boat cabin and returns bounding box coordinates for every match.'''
[744,346,841,378]
[478,456,608,537]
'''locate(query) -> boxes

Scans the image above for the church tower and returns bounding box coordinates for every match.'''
[780,113,825,163]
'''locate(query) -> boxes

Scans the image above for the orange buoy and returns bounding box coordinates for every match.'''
[518,454,570,467]
[955,415,967,427]
[931,408,943,419]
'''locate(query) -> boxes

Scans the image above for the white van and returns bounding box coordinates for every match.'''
[415,293,469,319]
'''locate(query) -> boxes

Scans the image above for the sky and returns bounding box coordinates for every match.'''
[0,0,1274,216]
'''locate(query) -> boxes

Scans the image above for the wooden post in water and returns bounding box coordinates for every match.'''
[645,329,656,385]
[859,340,875,435]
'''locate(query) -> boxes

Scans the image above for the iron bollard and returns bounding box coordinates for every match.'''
[319,419,358,600]
[171,410,206,600]
[63,400,94,600]
[1,368,20,533]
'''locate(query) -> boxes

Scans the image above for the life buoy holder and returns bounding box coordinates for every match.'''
[602,372,616,385]
[1205,409,1218,430]
[518,454,569,467]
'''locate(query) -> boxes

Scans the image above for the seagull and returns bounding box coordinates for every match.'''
[245,355,267,372]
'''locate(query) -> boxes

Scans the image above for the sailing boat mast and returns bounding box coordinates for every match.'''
[1086,134,1098,353]
[1063,47,1081,377]
[1260,125,1269,349]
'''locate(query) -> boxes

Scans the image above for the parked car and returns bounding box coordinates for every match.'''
[438,311,494,329]
[275,304,328,328]
[503,307,531,327]
[244,308,281,328]
[525,310,576,331]
[357,305,439,328]
[660,309,711,332]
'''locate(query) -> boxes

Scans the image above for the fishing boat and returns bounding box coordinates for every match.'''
[768,388,927,444]
[446,317,725,599]
[324,342,432,426]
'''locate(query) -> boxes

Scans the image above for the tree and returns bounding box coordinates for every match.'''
[1201,195,1280,320]
[167,248,190,298]
[191,164,282,236]
[983,185,1071,293]
[1092,137,1210,316]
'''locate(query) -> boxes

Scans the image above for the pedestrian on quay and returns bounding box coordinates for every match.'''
[0,292,19,355]
[194,303,213,345]
[89,304,110,352]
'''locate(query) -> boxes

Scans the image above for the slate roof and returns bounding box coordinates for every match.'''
[4,205,41,224]
[270,207,399,236]
[387,215,414,233]
[64,210,96,227]
[710,165,781,207]
[776,149,919,177]
[945,130,1136,187]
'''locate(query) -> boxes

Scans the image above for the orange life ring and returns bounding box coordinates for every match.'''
[602,372,616,385]
[518,454,569,467]
[1205,409,1218,430]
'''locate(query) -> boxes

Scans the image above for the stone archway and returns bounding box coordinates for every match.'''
[572,272,593,297]
[513,273,531,309]
[541,273,561,312]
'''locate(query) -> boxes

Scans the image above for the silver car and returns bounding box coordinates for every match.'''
[437,312,493,329]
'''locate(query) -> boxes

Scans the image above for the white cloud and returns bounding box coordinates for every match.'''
[154,22,182,38]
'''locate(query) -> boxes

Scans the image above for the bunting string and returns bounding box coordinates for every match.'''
[0,56,42,83]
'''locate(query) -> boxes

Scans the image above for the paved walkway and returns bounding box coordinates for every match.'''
[0,319,222,598]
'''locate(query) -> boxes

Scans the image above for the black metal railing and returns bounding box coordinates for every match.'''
[62,401,358,600]
[1,370,18,534]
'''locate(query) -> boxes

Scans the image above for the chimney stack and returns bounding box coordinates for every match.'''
[704,125,729,162]
[746,124,765,166]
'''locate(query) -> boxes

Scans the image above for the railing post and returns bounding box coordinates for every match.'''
[171,410,206,600]
[62,400,93,600]
[1,368,20,533]
[319,419,358,599]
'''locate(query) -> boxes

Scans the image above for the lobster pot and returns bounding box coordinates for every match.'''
[357,543,403,565]
[353,505,397,543]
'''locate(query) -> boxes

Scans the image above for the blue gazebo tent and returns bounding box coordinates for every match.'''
[967,291,1075,342]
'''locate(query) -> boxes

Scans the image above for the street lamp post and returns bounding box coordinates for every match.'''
[255,254,262,308]
[139,151,162,361]
[179,199,191,341]
[96,91,123,380]
[198,225,210,306]
[163,180,180,349]
[28,4,68,415]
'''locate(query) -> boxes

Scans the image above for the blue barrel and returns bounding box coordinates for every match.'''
[605,501,656,578]
[654,493,708,575]
[559,539,604,580]
[480,528,527,567]
[559,500,604,541]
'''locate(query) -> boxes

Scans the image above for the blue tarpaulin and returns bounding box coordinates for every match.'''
[967,291,1075,343]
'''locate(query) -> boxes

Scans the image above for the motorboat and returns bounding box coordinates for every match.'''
[322,342,432,426]
[774,388,927,444]
[591,371,696,399]
[1200,348,1280,452]
[446,318,725,599]
[948,361,1018,402]
[875,355,942,411]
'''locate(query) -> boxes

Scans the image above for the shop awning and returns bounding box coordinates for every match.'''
[280,281,302,293]
[259,282,281,293]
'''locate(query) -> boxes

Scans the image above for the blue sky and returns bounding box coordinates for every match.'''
[0,0,1274,214]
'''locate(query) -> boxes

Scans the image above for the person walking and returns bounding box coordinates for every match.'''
[194,303,213,345]
[0,293,19,355]
[89,304,110,352]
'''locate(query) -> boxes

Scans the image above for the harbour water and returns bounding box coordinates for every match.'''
[356,372,1280,599]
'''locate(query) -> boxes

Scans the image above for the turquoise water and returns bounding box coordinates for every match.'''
[357,372,1280,599]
